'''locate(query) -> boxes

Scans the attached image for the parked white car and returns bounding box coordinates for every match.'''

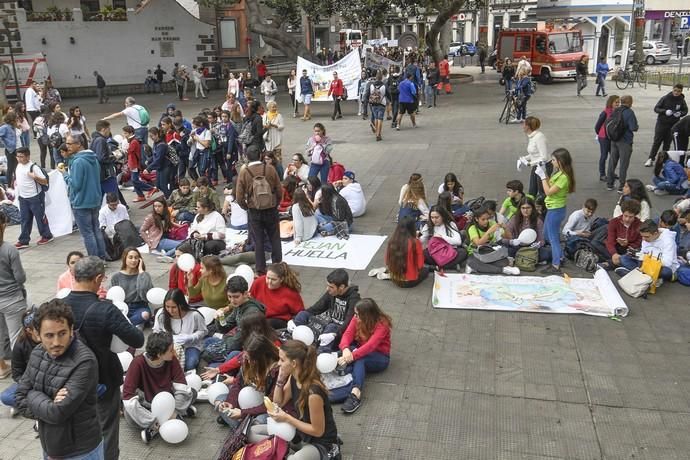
[613,40,672,65]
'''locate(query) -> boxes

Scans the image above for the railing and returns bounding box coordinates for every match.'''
[26,9,73,22]
[648,70,690,89]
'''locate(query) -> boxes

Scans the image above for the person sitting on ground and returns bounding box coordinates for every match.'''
[0,187,19,225]
[334,171,366,218]
[153,289,207,371]
[595,199,642,269]
[499,180,531,221]
[56,250,106,298]
[337,298,392,414]
[168,242,202,304]
[419,205,467,271]
[189,196,227,256]
[169,178,196,223]
[221,180,248,230]
[284,153,310,182]
[616,219,679,286]
[192,176,221,212]
[649,150,688,196]
[563,198,600,257]
[268,340,340,458]
[384,215,428,287]
[501,197,551,262]
[187,255,228,309]
[290,268,360,353]
[398,173,429,228]
[292,187,318,246]
[214,276,266,353]
[465,205,520,275]
[437,173,464,215]
[140,197,186,257]
[250,262,304,329]
[99,192,130,238]
[677,210,690,258]
[122,331,197,444]
[316,184,353,238]
[110,247,154,327]
[1,310,40,415]
[613,179,652,221]
[306,176,322,208]
[279,175,300,213]
[657,209,682,246]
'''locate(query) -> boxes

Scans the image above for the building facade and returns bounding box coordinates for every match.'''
[644,0,689,48]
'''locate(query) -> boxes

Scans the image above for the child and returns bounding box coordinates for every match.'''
[678,210,690,259]
[595,199,642,269]
[169,178,196,223]
[658,209,682,246]
[122,332,197,443]
[648,150,688,196]
[499,180,530,220]
[0,310,40,414]
[437,173,464,214]
[563,198,598,257]
[465,205,520,275]
[617,219,679,286]
[168,243,202,304]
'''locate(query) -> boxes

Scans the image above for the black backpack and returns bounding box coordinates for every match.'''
[29,164,49,193]
[101,228,124,262]
[113,220,145,249]
[605,106,627,141]
[49,131,63,148]
[388,76,400,95]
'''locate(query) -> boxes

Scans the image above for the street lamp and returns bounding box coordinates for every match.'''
[1,19,21,104]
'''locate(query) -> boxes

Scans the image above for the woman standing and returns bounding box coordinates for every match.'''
[287,69,298,117]
[0,112,21,187]
[594,95,620,181]
[250,262,304,329]
[13,103,31,149]
[576,55,588,96]
[520,116,550,197]
[328,71,344,121]
[384,216,428,288]
[535,148,576,274]
[66,106,90,142]
[33,108,52,170]
[306,123,333,184]
[153,289,207,371]
[140,198,185,256]
[263,101,285,162]
[0,210,27,379]
[187,255,227,309]
[227,72,240,98]
[292,187,318,245]
[514,69,532,123]
[110,247,154,327]
[189,196,227,256]
[502,58,515,93]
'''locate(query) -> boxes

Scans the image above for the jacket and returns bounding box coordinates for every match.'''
[672,115,690,138]
[328,79,344,97]
[0,123,17,151]
[236,161,282,210]
[641,228,680,272]
[606,215,642,255]
[427,68,440,87]
[64,150,103,209]
[319,194,353,226]
[619,106,639,145]
[139,213,165,250]
[338,182,366,217]
[64,291,144,386]
[398,79,416,103]
[307,285,361,340]
[339,317,391,360]
[15,338,101,458]
[595,62,609,79]
[576,61,588,77]
[126,136,142,171]
[595,107,614,138]
[11,337,37,382]
[244,112,265,150]
[524,130,548,166]
[657,160,688,187]
[654,92,688,125]
[89,131,116,181]
[225,298,266,330]
[169,189,196,213]
[300,76,314,95]
[147,140,168,171]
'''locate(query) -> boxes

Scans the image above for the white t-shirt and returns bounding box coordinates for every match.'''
[122,105,147,128]
[225,196,248,228]
[69,115,87,136]
[15,162,45,198]
[15,128,24,149]
[194,128,212,151]
[25,87,42,112]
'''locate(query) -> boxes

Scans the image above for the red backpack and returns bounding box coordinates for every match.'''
[328,162,346,184]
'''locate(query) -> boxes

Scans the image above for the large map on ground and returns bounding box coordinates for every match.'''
[432,270,628,317]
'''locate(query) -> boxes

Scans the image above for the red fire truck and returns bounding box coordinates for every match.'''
[496,28,587,83]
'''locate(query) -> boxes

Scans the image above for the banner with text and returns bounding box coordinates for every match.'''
[295,50,361,102]
[364,50,402,73]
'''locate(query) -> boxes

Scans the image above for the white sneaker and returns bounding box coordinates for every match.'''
[465,264,473,274]
[653,189,669,196]
[502,266,521,275]
[645,184,656,191]
[655,278,664,288]
[644,159,653,167]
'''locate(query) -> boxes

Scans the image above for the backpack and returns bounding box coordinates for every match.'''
[341,86,348,101]
[574,247,599,273]
[388,77,400,95]
[606,106,627,141]
[102,228,124,262]
[49,131,63,148]
[166,141,180,166]
[368,83,385,106]
[428,237,458,267]
[515,247,538,272]
[29,163,49,193]
[617,268,652,298]
[247,164,276,210]
[237,121,254,146]
[134,105,150,126]
[113,220,145,249]
[327,162,345,184]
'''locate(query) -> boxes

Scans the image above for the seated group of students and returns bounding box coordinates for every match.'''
[380,171,690,288]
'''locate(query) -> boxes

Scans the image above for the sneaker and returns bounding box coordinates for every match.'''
[386,115,392,120]
[341,393,361,414]
[540,265,561,275]
[600,175,607,182]
[465,264,473,274]
[141,422,160,443]
[606,186,614,191]
[502,266,520,275]
[645,184,656,191]
[133,196,146,202]
[614,267,630,277]
[644,159,653,167]
[376,135,382,142]
[216,415,228,426]
[376,270,390,280]
[37,237,53,245]
[654,189,669,196]
[33,420,39,432]
[395,125,400,131]
[655,278,664,288]
[14,242,29,249]
[186,405,197,418]
[9,407,17,417]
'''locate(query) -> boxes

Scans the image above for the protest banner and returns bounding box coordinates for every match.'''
[364,50,402,73]
[295,50,361,102]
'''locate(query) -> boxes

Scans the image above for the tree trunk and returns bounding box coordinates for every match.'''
[425,0,466,64]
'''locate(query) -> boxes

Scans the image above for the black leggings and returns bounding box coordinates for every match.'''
[467,255,510,274]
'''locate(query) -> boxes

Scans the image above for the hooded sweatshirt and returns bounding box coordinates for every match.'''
[338,182,366,217]
[641,228,680,273]
[307,285,361,340]
[654,92,688,126]
[65,150,102,209]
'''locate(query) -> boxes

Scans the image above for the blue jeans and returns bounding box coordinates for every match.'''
[73,207,106,258]
[620,255,674,281]
[44,440,104,460]
[131,170,153,197]
[315,211,335,234]
[544,206,566,267]
[652,177,686,195]
[134,127,149,162]
[1,383,17,407]
[516,95,529,120]
[424,85,435,107]
[126,301,151,326]
[18,192,53,244]
[598,137,610,177]
[308,160,330,184]
[51,146,64,165]
[351,351,390,390]
[504,79,513,93]
[157,237,180,256]
[185,347,201,371]
[176,211,195,223]
[293,311,340,353]
[156,166,173,199]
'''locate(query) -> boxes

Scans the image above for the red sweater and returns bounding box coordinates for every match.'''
[606,215,642,255]
[250,275,304,321]
[127,136,141,171]
[165,130,181,144]
[122,354,186,403]
[169,263,203,303]
[385,239,424,282]
[339,317,391,360]
[329,79,344,97]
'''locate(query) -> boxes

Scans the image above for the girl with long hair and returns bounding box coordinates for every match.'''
[337,298,392,414]
[153,289,207,371]
[420,205,468,270]
[0,309,40,410]
[594,95,620,181]
[538,148,576,274]
[316,184,353,237]
[110,247,154,326]
[66,106,90,141]
[139,198,185,257]
[147,126,173,198]
[287,69,299,117]
[384,216,428,287]
[466,206,520,275]
[292,187,317,245]
[502,197,551,262]
[187,255,227,309]
[613,179,652,221]
[263,101,285,163]
[306,176,322,207]
[270,340,340,458]
[306,123,333,184]
[189,196,227,255]
[521,116,550,197]
[279,175,300,213]
[168,242,203,304]
[13,102,31,149]
[437,172,464,213]
[250,262,305,329]
[398,173,429,226]
[650,150,688,195]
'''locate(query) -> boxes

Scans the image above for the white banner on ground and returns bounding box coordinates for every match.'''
[432,269,628,317]
[295,50,361,102]
[364,50,402,72]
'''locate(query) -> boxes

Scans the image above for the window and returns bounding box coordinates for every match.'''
[547,32,583,54]
[535,35,547,53]
[516,35,531,52]
[219,19,238,49]
[112,0,126,8]
[80,0,100,13]
[160,42,174,57]
[20,0,33,12]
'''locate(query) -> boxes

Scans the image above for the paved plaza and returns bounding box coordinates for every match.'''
[1,67,690,459]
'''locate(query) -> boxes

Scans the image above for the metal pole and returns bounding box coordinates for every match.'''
[2,21,21,104]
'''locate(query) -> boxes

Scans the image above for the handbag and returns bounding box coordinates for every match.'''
[617,268,652,298]
[640,253,662,294]
[427,236,457,267]
[474,245,508,264]
[167,223,189,241]
[232,436,288,460]
[217,415,253,460]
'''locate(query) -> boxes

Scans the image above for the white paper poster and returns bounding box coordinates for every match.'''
[295,50,361,102]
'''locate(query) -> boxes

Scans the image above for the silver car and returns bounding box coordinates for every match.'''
[614,40,672,65]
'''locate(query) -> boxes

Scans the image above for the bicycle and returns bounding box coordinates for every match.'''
[615,63,648,90]
[499,91,519,124]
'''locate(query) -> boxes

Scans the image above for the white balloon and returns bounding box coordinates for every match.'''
[118,352,133,372]
[197,307,217,326]
[316,353,338,374]
[238,386,263,409]
[517,228,538,245]
[267,417,296,442]
[151,392,176,424]
[292,326,314,346]
[186,373,202,392]
[146,288,167,306]
[56,288,71,299]
[159,419,189,444]
[177,253,196,272]
[106,286,126,303]
[233,264,255,288]
[206,382,229,405]
[110,335,129,353]
[112,300,129,316]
